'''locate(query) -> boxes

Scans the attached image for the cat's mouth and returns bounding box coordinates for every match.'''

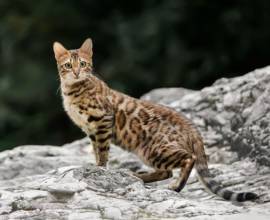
[61,75,87,86]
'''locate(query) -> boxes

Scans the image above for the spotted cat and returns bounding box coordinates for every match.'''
[53,38,258,202]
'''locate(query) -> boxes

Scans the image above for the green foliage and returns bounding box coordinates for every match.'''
[1,0,270,149]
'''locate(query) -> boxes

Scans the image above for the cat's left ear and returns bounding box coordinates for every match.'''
[80,38,93,57]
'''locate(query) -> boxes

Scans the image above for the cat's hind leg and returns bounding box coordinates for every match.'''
[133,170,172,183]
[168,153,196,192]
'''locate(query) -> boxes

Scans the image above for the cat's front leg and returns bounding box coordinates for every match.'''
[91,114,114,167]
[88,134,100,165]
[92,139,110,167]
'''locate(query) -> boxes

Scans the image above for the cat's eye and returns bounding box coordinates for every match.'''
[64,62,72,69]
[80,61,87,68]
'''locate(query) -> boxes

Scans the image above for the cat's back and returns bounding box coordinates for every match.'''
[111,90,191,131]
[111,90,198,151]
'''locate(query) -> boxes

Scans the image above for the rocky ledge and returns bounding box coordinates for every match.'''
[1,66,270,219]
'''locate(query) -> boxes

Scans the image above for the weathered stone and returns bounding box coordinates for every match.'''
[141,87,194,105]
[1,158,269,219]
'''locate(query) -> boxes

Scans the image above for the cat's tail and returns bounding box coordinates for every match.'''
[195,163,258,202]
[190,129,258,202]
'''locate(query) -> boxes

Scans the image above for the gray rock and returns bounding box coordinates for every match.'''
[0,158,269,219]
[1,66,270,219]
[103,207,122,220]
[141,87,194,105]
[0,139,93,180]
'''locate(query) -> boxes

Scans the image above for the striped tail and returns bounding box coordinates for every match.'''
[196,165,258,202]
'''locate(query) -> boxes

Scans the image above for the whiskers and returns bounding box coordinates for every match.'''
[56,76,62,95]
[56,85,61,95]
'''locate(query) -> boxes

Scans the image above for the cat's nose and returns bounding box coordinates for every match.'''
[73,68,80,78]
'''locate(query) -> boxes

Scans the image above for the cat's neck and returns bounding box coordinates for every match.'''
[60,74,109,98]
[61,78,90,94]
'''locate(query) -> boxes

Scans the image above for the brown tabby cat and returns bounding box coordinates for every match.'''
[53,38,258,202]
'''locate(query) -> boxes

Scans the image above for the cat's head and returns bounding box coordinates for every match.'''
[53,38,93,83]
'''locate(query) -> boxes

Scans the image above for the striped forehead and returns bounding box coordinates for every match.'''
[70,50,79,61]
[59,49,90,64]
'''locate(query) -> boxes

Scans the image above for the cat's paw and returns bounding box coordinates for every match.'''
[168,181,184,193]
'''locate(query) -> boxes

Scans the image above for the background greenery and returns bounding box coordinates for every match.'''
[1,0,270,150]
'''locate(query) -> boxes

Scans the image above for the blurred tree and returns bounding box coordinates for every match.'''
[0,0,270,149]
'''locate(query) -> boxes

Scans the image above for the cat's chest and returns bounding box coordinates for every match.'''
[63,99,97,134]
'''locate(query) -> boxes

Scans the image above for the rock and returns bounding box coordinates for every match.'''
[141,87,194,105]
[1,158,269,219]
[0,139,93,180]
[1,66,270,219]
[0,157,270,219]
[103,207,122,220]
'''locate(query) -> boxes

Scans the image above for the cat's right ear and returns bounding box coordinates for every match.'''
[80,38,93,57]
[53,42,68,60]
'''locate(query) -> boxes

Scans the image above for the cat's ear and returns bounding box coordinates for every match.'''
[80,38,93,56]
[53,42,68,60]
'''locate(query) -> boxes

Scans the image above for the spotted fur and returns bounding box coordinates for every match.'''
[53,38,258,202]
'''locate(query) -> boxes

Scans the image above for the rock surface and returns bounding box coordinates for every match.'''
[1,66,270,219]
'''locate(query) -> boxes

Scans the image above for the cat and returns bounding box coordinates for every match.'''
[53,38,258,202]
